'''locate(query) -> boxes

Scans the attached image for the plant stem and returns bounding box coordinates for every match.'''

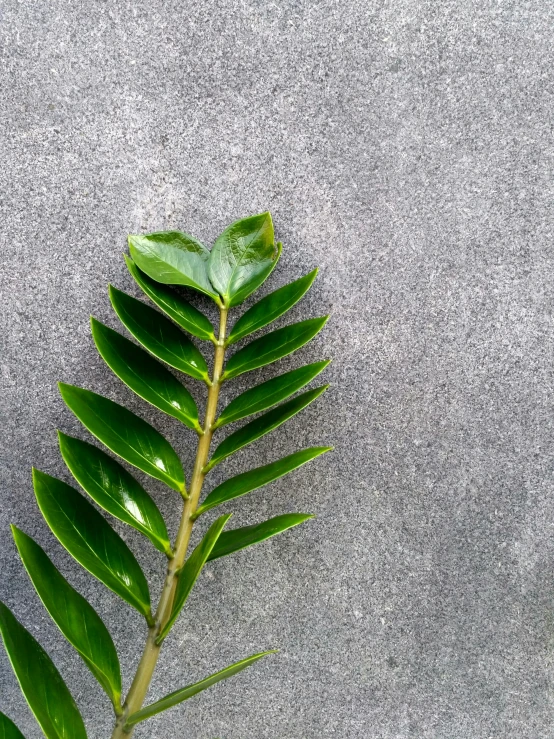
[110,306,228,738]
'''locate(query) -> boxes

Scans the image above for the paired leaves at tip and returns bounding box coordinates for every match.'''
[208,514,313,561]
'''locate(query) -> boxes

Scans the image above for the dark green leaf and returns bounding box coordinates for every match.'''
[33,470,151,618]
[58,432,171,556]
[0,602,87,739]
[208,514,313,561]
[59,383,185,494]
[228,242,282,308]
[12,527,121,708]
[0,712,25,739]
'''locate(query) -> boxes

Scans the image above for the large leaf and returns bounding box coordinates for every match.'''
[0,602,87,739]
[125,256,215,341]
[58,432,171,556]
[227,269,318,345]
[206,386,328,471]
[208,514,313,561]
[157,515,231,643]
[33,470,151,619]
[194,447,332,518]
[109,286,209,383]
[91,318,202,433]
[128,230,218,299]
[125,651,276,727]
[0,712,25,739]
[215,361,330,428]
[12,527,121,708]
[222,317,329,380]
[59,383,185,494]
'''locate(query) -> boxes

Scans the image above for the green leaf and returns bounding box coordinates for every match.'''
[125,651,276,727]
[208,212,279,306]
[215,361,330,429]
[157,515,231,643]
[228,242,282,308]
[0,712,26,739]
[208,514,313,561]
[33,470,151,618]
[207,386,328,471]
[125,256,215,341]
[59,383,185,494]
[227,269,318,345]
[58,432,171,556]
[110,286,209,383]
[128,230,218,299]
[195,447,332,518]
[91,318,202,433]
[222,317,329,381]
[12,526,122,708]
[0,602,87,739]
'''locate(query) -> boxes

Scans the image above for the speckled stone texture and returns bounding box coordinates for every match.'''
[1,1,554,737]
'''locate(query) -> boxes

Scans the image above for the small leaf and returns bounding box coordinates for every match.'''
[207,386,328,471]
[33,470,151,618]
[128,230,218,299]
[227,269,318,345]
[59,383,185,494]
[12,526,122,708]
[223,317,329,380]
[0,712,26,739]
[0,602,88,739]
[59,432,172,556]
[195,447,332,518]
[91,318,202,433]
[125,651,276,727]
[125,256,215,341]
[157,515,231,643]
[208,514,313,561]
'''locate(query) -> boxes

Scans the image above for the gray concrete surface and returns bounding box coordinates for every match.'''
[1,1,554,737]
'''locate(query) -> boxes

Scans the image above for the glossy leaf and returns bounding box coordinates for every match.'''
[125,651,276,727]
[33,470,151,618]
[228,242,282,308]
[59,383,185,494]
[207,386,328,471]
[0,602,87,739]
[223,317,329,381]
[0,712,25,739]
[208,514,313,561]
[58,432,171,556]
[125,256,215,341]
[91,318,202,433]
[12,526,122,707]
[195,447,332,518]
[227,269,318,345]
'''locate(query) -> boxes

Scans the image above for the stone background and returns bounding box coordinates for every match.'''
[1,1,554,737]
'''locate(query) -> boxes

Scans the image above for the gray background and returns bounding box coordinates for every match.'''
[1,1,553,737]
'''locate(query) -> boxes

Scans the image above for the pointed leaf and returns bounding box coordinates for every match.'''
[12,526,121,707]
[110,286,209,383]
[91,318,202,433]
[58,432,171,556]
[208,514,313,561]
[59,383,185,494]
[0,602,88,739]
[33,470,151,618]
[228,242,282,308]
[223,317,329,380]
[0,713,26,739]
[227,269,318,345]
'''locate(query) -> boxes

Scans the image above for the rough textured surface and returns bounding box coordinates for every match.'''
[1,1,554,737]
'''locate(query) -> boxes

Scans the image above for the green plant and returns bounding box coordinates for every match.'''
[0,212,331,738]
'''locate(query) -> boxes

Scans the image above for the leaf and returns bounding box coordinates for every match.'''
[227,269,318,345]
[125,651,276,727]
[12,526,121,708]
[91,317,202,433]
[58,432,172,556]
[215,361,330,428]
[222,317,329,381]
[0,712,26,739]
[33,470,151,618]
[206,386,328,471]
[194,447,332,518]
[59,383,185,494]
[208,514,313,561]
[110,286,209,383]
[0,602,88,739]
[128,230,218,299]
[228,242,282,308]
[157,515,231,643]
[125,256,215,341]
